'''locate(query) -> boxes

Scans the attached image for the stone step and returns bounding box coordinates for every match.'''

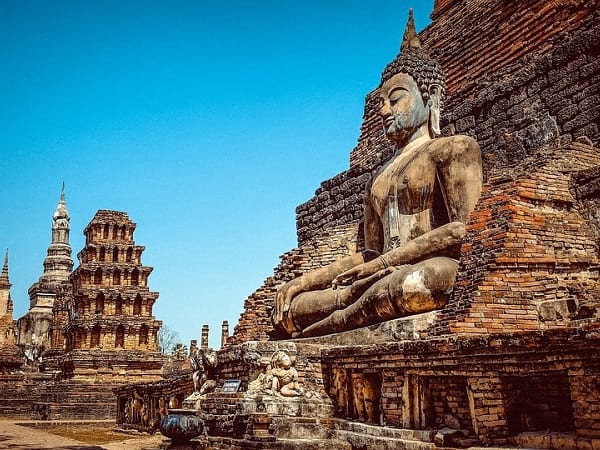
[198,436,353,449]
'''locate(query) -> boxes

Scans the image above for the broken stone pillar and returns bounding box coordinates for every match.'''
[201,325,209,349]
[221,320,229,349]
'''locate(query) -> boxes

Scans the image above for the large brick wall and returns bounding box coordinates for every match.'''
[231,2,600,344]
[427,0,594,96]
[432,142,600,336]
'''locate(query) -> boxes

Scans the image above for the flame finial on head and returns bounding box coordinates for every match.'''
[381,9,446,106]
[401,9,421,50]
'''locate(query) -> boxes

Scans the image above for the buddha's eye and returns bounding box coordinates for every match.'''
[389,88,407,104]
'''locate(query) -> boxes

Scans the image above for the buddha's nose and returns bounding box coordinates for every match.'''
[380,101,392,118]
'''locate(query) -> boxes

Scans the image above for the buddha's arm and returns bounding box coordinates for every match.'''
[363,178,384,253]
[333,221,466,286]
[435,135,483,224]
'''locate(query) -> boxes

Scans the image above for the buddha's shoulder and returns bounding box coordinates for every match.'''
[425,135,481,160]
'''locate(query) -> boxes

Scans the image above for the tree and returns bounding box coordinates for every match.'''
[172,343,188,359]
[157,326,179,355]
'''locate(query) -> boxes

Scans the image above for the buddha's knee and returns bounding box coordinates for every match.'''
[399,269,440,312]
[391,262,457,313]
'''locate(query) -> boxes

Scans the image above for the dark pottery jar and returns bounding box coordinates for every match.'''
[159,408,203,444]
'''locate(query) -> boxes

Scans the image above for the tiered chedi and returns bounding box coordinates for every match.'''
[63,210,163,378]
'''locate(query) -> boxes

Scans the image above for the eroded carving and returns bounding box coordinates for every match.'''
[247,350,304,397]
[188,347,218,401]
[351,373,380,424]
[331,368,349,418]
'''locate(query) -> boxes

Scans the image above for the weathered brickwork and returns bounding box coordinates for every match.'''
[0,372,122,420]
[65,210,162,356]
[32,379,122,420]
[433,143,600,336]
[0,252,15,351]
[436,10,600,171]
[0,253,19,372]
[427,0,595,96]
[115,374,193,432]
[58,210,165,383]
[0,373,53,418]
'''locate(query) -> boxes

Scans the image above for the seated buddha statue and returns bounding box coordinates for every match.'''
[272,11,482,338]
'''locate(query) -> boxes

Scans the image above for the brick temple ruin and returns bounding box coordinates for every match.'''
[0,252,20,372]
[61,210,164,379]
[124,1,599,449]
[0,195,165,419]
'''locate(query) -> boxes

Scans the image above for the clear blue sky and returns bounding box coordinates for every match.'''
[1,1,434,348]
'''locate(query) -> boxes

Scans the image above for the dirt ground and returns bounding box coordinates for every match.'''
[0,420,169,450]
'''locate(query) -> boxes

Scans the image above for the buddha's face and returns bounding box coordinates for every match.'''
[379,73,428,145]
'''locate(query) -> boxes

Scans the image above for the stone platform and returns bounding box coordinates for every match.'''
[173,321,600,449]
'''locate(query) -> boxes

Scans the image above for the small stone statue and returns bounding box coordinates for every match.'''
[272,10,482,338]
[269,350,302,397]
[247,350,303,397]
[351,373,379,424]
[331,368,349,417]
[190,347,218,398]
[132,391,149,426]
[123,398,132,423]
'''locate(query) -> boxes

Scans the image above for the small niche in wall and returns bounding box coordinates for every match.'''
[503,374,575,434]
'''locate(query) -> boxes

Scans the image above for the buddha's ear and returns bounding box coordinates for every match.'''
[428,84,442,136]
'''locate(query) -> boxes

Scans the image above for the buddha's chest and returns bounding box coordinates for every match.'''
[370,149,437,217]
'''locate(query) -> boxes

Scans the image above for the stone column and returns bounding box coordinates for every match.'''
[221,320,229,348]
[401,373,423,429]
[201,325,209,349]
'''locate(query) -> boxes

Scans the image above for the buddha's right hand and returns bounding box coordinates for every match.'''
[273,278,303,329]
[332,254,387,289]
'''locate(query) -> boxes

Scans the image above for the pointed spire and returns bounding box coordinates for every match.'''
[42,185,73,281]
[0,249,10,288]
[401,8,421,50]
[53,182,70,221]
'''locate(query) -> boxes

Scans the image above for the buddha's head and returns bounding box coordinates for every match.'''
[379,10,446,146]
